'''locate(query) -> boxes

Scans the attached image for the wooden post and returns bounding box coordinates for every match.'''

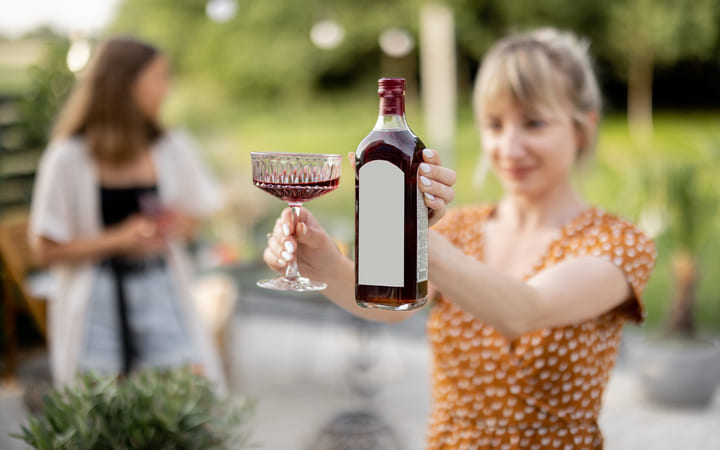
[419,3,457,169]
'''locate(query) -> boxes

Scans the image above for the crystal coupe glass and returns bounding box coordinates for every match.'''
[251,152,342,291]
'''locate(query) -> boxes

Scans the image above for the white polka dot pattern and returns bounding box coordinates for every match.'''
[426,206,656,449]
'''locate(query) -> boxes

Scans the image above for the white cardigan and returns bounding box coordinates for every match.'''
[29,130,226,388]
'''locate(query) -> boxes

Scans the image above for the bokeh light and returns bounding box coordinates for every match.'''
[310,20,345,50]
[206,0,237,23]
[379,28,414,58]
[66,36,91,72]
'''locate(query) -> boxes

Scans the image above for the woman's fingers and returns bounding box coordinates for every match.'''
[418,148,456,226]
[264,214,298,271]
[419,149,457,186]
[419,163,457,188]
[418,149,456,208]
[421,148,441,165]
[418,172,455,205]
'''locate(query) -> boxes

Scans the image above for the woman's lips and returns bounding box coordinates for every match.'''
[503,167,534,179]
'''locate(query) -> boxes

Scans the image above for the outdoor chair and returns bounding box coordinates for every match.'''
[0,218,47,382]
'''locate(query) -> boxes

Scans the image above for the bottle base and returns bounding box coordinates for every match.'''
[356,296,428,311]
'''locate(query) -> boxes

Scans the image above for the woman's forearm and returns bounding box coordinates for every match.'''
[321,255,417,324]
[428,230,542,339]
[34,232,123,266]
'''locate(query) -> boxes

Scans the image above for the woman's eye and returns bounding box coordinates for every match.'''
[526,118,547,129]
[486,120,502,131]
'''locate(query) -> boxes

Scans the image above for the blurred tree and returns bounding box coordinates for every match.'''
[18,38,74,149]
[110,0,422,101]
[605,0,718,142]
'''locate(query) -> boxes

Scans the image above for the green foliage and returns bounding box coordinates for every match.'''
[12,366,255,450]
[110,0,422,101]
[17,38,74,149]
[606,0,719,69]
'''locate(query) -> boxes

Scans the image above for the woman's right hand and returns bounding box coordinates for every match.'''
[263,207,345,282]
[112,215,167,257]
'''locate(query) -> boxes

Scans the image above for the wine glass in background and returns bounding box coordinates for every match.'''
[252,152,342,291]
[138,191,174,237]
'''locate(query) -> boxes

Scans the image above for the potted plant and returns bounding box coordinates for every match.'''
[12,366,255,449]
[633,160,720,408]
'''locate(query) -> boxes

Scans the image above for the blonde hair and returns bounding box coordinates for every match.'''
[474,28,601,167]
[52,36,164,164]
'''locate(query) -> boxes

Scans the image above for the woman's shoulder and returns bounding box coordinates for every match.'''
[575,207,650,239]
[432,204,495,236]
[567,206,656,256]
[40,136,88,167]
[155,128,196,150]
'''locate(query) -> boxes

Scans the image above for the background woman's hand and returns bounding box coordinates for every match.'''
[263,207,345,281]
[112,215,167,257]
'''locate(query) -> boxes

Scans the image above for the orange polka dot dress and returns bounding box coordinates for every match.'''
[427,206,656,449]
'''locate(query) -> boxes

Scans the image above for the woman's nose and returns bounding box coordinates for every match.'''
[498,126,526,159]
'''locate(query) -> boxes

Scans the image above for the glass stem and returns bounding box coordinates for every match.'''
[284,205,302,280]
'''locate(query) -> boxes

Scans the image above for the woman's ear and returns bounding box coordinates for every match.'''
[576,110,599,159]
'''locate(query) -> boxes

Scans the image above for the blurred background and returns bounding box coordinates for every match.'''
[1,0,719,449]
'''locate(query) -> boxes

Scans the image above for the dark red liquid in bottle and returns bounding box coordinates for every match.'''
[354,78,428,311]
[253,177,340,204]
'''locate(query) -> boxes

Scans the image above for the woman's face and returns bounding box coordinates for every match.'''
[479,100,581,200]
[132,55,170,120]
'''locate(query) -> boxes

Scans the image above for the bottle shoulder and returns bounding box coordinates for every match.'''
[356,128,425,155]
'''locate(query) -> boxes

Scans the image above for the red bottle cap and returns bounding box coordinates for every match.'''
[378,78,406,97]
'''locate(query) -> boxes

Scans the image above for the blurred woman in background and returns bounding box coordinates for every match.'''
[29,36,225,387]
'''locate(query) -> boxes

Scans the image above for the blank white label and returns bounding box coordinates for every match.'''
[358,160,404,286]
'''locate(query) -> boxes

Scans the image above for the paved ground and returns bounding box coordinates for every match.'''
[2,288,719,449]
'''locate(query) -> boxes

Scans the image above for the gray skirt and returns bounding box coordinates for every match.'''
[78,261,199,375]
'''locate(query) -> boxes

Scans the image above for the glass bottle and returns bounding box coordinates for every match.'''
[355,78,428,311]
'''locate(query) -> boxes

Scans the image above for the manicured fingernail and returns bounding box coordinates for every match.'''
[299,223,307,236]
[420,163,431,174]
[424,192,436,200]
[282,223,290,236]
[423,149,434,159]
[284,240,295,253]
[281,251,292,262]
[420,175,432,186]
[278,258,286,266]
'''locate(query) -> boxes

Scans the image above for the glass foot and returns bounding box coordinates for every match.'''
[257,275,327,292]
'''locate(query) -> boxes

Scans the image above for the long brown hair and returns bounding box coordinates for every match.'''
[52,36,164,164]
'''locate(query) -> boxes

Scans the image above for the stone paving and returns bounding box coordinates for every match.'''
[2,289,719,449]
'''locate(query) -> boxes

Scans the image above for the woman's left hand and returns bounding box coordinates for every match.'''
[417,148,456,227]
[349,148,456,227]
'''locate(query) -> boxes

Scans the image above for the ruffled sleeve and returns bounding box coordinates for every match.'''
[582,215,657,323]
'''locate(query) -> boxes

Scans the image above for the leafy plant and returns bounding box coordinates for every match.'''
[18,36,75,150]
[12,366,255,450]
[639,148,719,337]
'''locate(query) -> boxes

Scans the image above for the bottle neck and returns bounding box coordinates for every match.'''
[375,96,408,130]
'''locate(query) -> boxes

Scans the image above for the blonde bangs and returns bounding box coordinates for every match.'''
[474,43,569,120]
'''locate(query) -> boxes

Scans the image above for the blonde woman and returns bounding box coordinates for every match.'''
[264,28,657,448]
[29,37,225,387]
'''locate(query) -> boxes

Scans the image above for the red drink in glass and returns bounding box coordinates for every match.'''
[251,152,342,291]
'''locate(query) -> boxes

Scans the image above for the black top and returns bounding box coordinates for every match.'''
[100,184,159,226]
[98,184,160,375]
